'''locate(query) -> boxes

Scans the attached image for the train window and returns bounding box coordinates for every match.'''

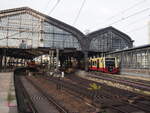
[105,58,115,61]
[105,61,115,67]
[97,59,99,68]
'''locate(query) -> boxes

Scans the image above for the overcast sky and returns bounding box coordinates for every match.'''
[0,0,150,46]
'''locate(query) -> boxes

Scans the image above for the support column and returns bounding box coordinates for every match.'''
[67,56,70,67]
[56,49,59,70]
[16,59,19,67]
[52,50,54,68]
[7,57,11,68]
[84,51,88,71]
[4,49,7,72]
[59,55,64,68]
[48,50,51,70]
[14,58,17,67]
[0,55,2,71]
[69,56,72,67]
[148,50,150,69]
[40,56,43,66]
[22,59,25,66]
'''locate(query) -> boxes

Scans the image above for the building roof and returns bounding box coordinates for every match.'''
[107,44,150,54]
[86,26,134,43]
[0,7,84,41]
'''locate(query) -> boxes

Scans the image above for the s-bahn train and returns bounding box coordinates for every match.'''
[88,57,119,74]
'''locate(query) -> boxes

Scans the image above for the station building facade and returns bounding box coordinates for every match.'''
[86,27,133,52]
[0,7,134,70]
[0,7,133,52]
[0,7,84,50]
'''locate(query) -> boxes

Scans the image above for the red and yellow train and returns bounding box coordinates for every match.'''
[88,57,119,74]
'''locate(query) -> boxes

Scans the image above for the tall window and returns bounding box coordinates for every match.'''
[0,13,40,48]
[90,32,129,52]
[43,22,81,50]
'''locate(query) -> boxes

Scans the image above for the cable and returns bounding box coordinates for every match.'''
[48,0,61,15]
[106,0,147,21]
[73,0,86,25]
[44,0,52,13]
[89,0,147,29]
[95,7,150,28]
[119,14,150,29]
[126,24,147,33]
[108,7,150,26]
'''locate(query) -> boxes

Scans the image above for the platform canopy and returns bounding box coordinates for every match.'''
[0,47,81,59]
[0,47,51,59]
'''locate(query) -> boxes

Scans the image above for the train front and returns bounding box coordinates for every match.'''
[104,57,119,74]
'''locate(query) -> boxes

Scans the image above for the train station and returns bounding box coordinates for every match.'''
[0,5,150,113]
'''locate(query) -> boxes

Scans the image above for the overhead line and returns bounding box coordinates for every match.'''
[48,0,61,15]
[119,14,150,29]
[126,24,147,33]
[73,0,86,25]
[44,0,52,13]
[106,0,147,21]
[109,7,150,26]
[89,0,147,29]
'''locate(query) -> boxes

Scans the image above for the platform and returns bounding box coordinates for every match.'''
[0,72,17,113]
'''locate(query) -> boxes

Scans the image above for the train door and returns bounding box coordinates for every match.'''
[90,60,92,68]
[97,59,99,69]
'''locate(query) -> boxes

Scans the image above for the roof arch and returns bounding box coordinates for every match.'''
[0,7,85,49]
[86,26,134,52]
[86,26,134,46]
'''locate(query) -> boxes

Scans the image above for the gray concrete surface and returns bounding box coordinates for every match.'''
[0,72,17,113]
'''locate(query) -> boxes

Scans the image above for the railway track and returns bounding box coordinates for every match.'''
[15,75,68,113]
[89,72,150,91]
[41,75,150,113]
[67,75,150,113]
[25,76,69,113]
[14,75,39,113]
[27,76,97,113]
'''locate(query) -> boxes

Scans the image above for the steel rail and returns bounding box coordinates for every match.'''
[26,77,68,113]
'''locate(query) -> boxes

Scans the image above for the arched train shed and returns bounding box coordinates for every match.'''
[0,7,134,71]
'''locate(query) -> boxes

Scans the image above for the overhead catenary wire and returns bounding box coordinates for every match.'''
[119,14,150,29]
[126,24,147,33]
[73,0,86,25]
[48,0,61,15]
[108,7,150,26]
[89,0,147,29]
[106,0,147,21]
[44,0,52,13]
[89,7,150,31]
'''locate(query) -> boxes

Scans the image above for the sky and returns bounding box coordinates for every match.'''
[0,0,150,46]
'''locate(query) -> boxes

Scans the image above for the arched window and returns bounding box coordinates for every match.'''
[89,31,130,52]
[0,13,81,50]
[43,22,81,50]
